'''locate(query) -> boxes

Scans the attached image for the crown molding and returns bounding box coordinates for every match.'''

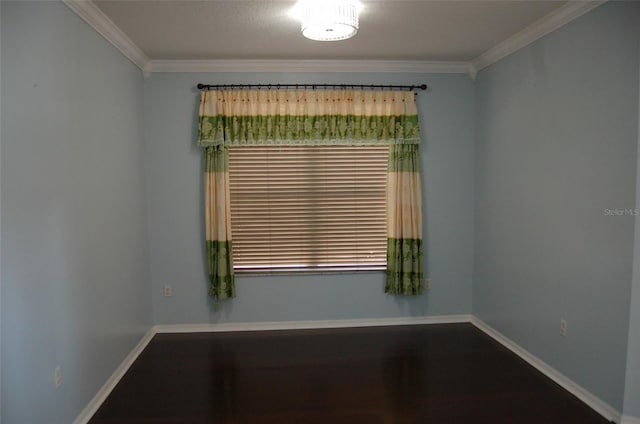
[471,0,607,73]
[63,0,149,71]
[64,0,604,78]
[147,59,473,75]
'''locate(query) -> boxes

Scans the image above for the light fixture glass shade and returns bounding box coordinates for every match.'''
[298,1,361,41]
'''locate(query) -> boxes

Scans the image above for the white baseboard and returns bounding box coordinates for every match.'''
[622,416,640,424]
[471,317,622,423]
[153,314,472,334]
[72,328,157,424]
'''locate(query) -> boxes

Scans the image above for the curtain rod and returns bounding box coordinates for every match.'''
[196,83,427,91]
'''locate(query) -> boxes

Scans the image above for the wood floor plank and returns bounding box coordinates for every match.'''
[89,323,612,424]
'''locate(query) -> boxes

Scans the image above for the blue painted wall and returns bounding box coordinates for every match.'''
[1,2,152,423]
[143,72,475,324]
[0,3,3,421]
[624,48,640,420]
[474,1,640,411]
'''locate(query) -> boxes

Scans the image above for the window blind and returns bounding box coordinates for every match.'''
[228,145,388,273]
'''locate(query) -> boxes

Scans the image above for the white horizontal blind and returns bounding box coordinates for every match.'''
[228,145,388,273]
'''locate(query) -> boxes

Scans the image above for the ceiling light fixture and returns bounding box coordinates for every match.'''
[291,0,363,42]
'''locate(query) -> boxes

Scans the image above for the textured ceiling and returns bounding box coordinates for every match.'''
[93,0,568,62]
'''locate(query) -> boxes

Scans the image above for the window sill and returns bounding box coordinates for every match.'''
[234,267,386,277]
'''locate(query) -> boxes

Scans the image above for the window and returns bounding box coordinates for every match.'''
[198,89,424,298]
[229,145,388,273]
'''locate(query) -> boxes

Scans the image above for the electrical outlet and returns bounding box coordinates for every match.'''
[54,366,62,388]
[425,278,432,290]
[560,320,567,337]
[163,285,173,297]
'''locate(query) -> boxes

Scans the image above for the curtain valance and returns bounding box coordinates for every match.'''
[197,90,421,147]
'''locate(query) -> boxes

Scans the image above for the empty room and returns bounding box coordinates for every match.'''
[1,0,640,423]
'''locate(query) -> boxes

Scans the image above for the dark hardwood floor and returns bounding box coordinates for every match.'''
[90,323,611,424]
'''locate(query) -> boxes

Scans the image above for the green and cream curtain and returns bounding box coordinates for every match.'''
[197,89,424,298]
[203,146,235,301]
[386,144,424,295]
